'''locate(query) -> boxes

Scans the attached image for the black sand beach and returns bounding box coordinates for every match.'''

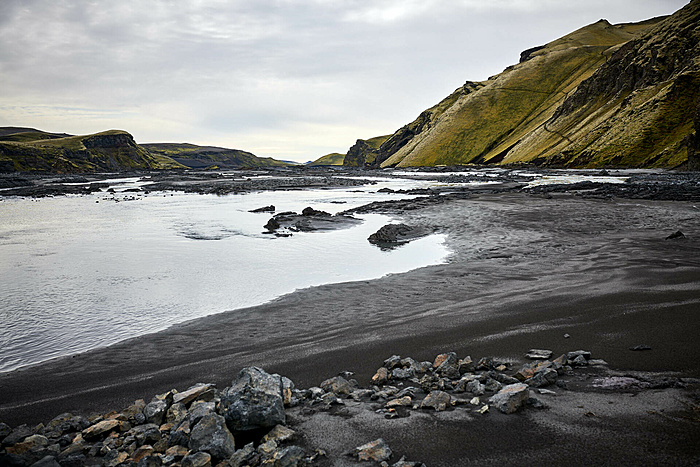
[2,188,700,465]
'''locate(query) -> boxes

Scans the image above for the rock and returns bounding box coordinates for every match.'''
[525,349,553,360]
[281,377,295,407]
[320,376,353,396]
[368,223,424,245]
[386,396,412,408]
[144,400,168,425]
[270,446,307,467]
[571,355,588,367]
[0,454,26,467]
[132,445,155,463]
[264,217,280,231]
[181,451,211,467]
[420,391,452,411]
[128,424,161,446]
[470,397,480,406]
[477,405,489,414]
[228,442,256,467]
[301,207,330,217]
[262,425,296,444]
[433,352,457,369]
[383,355,402,370]
[488,383,530,414]
[2,425,34,446]
[81,420,121,440]
[371,367,390,385]
[29,456,60,467]
[173,383,214,406]
[0,423,11,440]
[391,368,414,380]
[221,367,286,432]
[188,400,216,427]
[458,357,475,374]
[6,434,49,455]
[137,455,162,467]
[392,457,427,467]
[629,345,652,351]
[665,230,685,240]
[104,450,128,467]
[352,438,392,462]
[189,414,235,462]
[466,380,486,396]
[567,350,592,361]
[527,368,558,388]
[249,205,275,213]
[165,403,188,426]
[563,333,571,339]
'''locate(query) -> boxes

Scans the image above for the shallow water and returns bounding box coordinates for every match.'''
[0,184,449,373]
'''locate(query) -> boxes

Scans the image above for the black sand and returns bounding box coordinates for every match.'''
[1,191,699,465]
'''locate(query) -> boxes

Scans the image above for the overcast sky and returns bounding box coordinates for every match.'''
[0,0,689,162]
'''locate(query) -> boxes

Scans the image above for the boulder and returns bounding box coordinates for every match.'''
[391,368,414,380]
[2,425,33,446]
[189,414,235,462]
[144,400,168,425]
[433,352,457,369]
[420,391,452,411]
[221,367,286,432]
[29,456,60,467]
[526,368,558,388]
[262,425,296,444]
[228,443,255,467]
[488,383,530,414]
[6,435,49,455]
[249,205,275,213]
[81,420,121,440]
[270,446,307,467]
[188,401,216,427]
[165,403,188,426]
[301,207,330,217]
[386,396,412,408]
[352,438,392,462]
[368,223,424,245]
[383,355,402,370]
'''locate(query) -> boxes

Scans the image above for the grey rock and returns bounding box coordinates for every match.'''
[391,368,414,380]
[629,345,652,351]
[383,355,402,370]
[488,383,530,414]
[320,376,353,395]
[0,423,11,440]
[30,456,60,467]
[165,403,188,426]
[249,205,275,213]
[571,355,588,367]
[666,230,685,240]
[466,380,486,396]
[484,378,503,393]
[420,391,452,411]
[137,456,162,467]
[221,367,285,432]
[0,454,27,467]
[144,400,168,425]
[189,414,235,462]
[527,368,558,388]
[228,442,255,467]
[3,424,33,446]
[271,446,307,467]
[189,401,216,427]
[128,424,161,446]
[173,384,214,406]
[488,371,520,385]
[567,350,592,361]
[181,452,211,467]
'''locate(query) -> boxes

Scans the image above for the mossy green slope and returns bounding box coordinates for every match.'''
[141,143,290,169]
[374,2,699,169]
[0,129,185,173]
[309,152,345,166]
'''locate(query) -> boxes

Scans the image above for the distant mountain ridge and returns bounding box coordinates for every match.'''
[344,0,700,169]
[0,128,290,173]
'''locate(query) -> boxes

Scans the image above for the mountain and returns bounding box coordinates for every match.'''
[342,135,391,167]
[141,143,291,169]
[308,152,345,166]
[346,0,700,169]
[0,128,184,173]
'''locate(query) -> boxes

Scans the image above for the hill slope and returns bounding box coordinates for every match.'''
[308,152,345,166]
[347,1,699,169]
[141,143,290,169]
[0,129,184,172]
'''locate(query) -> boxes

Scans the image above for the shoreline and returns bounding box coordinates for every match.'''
[1,186,700,464]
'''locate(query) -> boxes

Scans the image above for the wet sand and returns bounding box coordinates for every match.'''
[1,191,699,464]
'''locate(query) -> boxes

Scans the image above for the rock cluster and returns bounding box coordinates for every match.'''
[261,207,362,237]
[1,349,602,467]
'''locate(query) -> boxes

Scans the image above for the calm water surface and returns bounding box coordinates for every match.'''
[0,182,450,372]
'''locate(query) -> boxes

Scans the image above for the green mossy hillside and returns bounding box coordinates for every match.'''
[309,153,345,166]
[141,143,291,169]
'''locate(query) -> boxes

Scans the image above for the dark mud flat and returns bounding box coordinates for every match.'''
[1,178,700,464]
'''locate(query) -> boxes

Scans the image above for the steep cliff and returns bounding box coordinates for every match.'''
[349,1,699,169]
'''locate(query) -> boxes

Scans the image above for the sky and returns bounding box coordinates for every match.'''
[0,0,689,162]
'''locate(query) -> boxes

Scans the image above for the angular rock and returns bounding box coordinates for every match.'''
[527,368,558,388]
[262,425,296,444]
[368,223,423,245]
[525,349,553,360]
[270,446,306,467]
[2,425,33,446]
[0,422,11,440]
[132,445,155,463]
[488,383,530,414]
[466,380,486,396]
[383,355,402,370]
[6,434,49,455]
[128,424,161,446]
[571,355,588,367]
[386,396,412,408]
[567,350,592,361]
[81,420,120,440]
[666,230,685,240]
[221,367,286,432]
[173,384,214,406]
[165,403,188,426]
[228,442,256,467]
[301,207,330,217]
[352,438,392,462]
[249,205,275,213]
[371,367,390,385]
[189,414,235,462]
[320,376,353,396]
[458,357,475,374]
[137,455,162,467]
[188,401,216,428]
[391,368,414,380]
[181,451,211,467]
[629,345,652,351]
[144,400,168,426]
[420,391,452,411]
[433,352,457,369]
[104,451,128,467]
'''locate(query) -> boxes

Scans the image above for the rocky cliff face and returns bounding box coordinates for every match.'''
[349,1,699,169]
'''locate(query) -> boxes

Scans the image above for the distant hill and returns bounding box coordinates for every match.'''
[308,152,345,166]
[345,0,700,169]
[0,128,184,173]
[141,143,292,169]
